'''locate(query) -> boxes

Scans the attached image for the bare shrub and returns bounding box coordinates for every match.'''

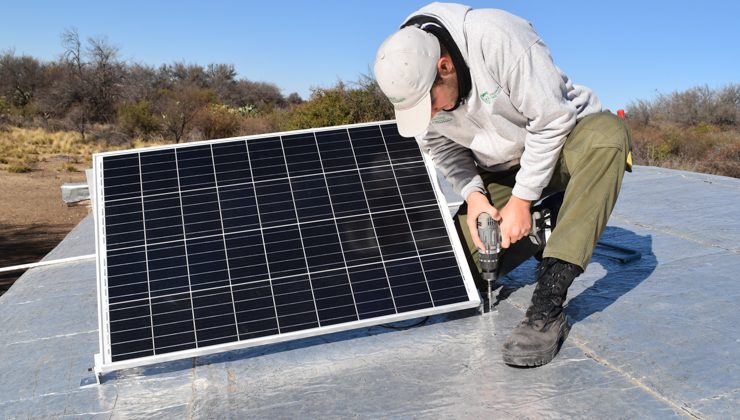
[238,114,280,136]
[701,143,740,178]
[626,99,652,126]
[636,84,739,127]
[714,84,739,125]
[193,104,241,139]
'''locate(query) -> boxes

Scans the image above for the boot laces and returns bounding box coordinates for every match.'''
[525,259,581,325]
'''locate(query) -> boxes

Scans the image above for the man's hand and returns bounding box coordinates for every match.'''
[465,191,500,251]
[499,195,532,248]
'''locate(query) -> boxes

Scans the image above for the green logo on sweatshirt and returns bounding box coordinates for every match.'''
[431,115,453,124]
[480,86,502,104]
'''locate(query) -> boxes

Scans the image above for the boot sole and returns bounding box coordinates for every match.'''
[501,320,571,367]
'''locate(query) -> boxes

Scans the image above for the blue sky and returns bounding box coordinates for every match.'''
[2,1,738,111]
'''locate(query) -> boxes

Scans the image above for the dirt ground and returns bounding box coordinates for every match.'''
[0,157,90,295]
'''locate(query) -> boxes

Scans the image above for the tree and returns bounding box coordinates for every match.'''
[286,92,303,105]
[60,29,89,138]
[119,63,160,103]
[206,63,239,105]
[714,84,739,126]
[160,62,209,87]
[86,36,123,123]
[157,83,214,143]
[34,62,69,123]
[234,79,286,110]
[58,29,123,138]
[0,51,44,111]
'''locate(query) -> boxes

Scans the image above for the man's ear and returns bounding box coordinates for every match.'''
[437,55,456,77]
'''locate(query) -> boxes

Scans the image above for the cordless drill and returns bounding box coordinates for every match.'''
[477,209,550,311]
[477,212,501,312]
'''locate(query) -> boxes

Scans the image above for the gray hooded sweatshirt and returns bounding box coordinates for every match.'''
[403,3,602,202]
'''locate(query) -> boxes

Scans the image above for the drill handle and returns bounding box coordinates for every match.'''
[476,212,501,254]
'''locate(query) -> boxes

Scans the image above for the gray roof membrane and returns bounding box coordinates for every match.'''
[0,165,737,418]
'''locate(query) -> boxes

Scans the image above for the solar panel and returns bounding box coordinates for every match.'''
[92,121,480,376]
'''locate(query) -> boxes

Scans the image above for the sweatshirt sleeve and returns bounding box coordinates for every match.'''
[500,39,579,201]
[417,125,485,200]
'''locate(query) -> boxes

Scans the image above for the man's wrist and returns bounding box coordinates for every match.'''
[465,190,488,205]
[508,195,531,208]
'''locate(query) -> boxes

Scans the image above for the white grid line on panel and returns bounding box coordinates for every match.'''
[137,153,157,353]
[209,144,241,336]
[313,131,361,321]
[278,135,322,327]
[245,139,282,335]
[379,126,436,306]
[173,148,200,348]
[345,127,398,314]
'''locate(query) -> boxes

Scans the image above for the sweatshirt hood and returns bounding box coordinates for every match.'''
[402,2,472,65]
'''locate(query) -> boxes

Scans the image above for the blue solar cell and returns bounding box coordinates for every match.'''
[394,162,438,207]
[271,274,319,332]
[262,227,307,278]
[300,220,345,272]
[212,141,252,186]
[255,179,297,228]
[372,210,418,260]
[291,175,333,222]
[381,124,422,165]
[248,137,287,181]
[315,129,356,172]
[312,271,358,326]
[422,254,470,305]
[348,263,396,319]
[141,150,179,195]
[324,170,369,217]
[283,132,323,176]
[348,125,390,168]
[385,259,434,311]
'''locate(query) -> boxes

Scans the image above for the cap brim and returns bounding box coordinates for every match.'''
[394,92,432,138]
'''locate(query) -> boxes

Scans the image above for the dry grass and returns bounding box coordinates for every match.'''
[0,127,171,173]
[0,128,97,172]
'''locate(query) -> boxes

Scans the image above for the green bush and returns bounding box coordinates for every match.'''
[280,78,393,131]
[117,100,160,137]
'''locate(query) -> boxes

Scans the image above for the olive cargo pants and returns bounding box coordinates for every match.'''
[454,111,632,275]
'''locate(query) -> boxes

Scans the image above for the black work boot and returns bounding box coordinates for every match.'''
[502,258,583,367]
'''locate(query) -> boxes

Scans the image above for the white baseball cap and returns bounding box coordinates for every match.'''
[374,26,440,138]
